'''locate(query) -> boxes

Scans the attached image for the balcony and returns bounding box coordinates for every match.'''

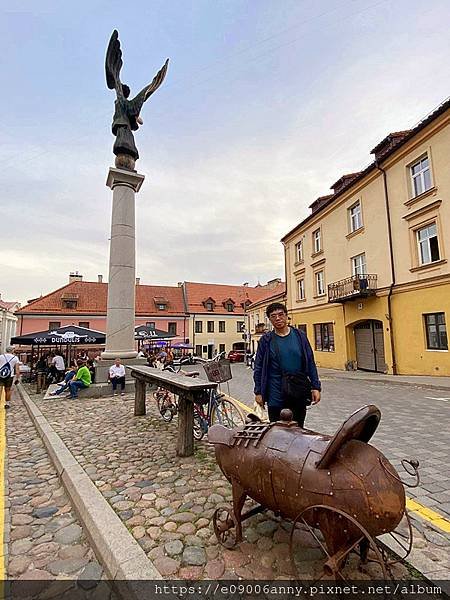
[328,274,377,303]
[254,323,267,334]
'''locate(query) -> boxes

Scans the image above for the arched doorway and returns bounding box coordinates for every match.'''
[354,320,386,372]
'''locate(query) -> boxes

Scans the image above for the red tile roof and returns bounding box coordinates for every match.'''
[184,282,281,314]
[247,283,286,309]
[17,281,186,316]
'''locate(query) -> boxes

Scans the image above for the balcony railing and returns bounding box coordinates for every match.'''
[328,274,377,303]
[254,323,267,334]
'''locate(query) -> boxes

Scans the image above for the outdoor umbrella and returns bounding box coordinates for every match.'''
[172,343,194,349]
[11,325,106,346]
[134,325,175,340]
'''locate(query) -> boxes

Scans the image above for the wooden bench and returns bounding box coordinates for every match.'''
[128,366,218,457]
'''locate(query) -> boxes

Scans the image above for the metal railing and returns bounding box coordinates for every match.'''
[328,274,377,302]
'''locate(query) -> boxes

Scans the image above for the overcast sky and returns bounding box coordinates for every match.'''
[2,0,450,305]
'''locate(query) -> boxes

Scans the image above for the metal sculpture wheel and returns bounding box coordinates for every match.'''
[379,508,413,567]
[213,506,239,549]
[289,505,389,581]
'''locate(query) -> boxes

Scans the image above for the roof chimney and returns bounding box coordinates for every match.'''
[97,274,103,283]
[136,277,140,285]
[242,282,249,287]
[69,272,83,283]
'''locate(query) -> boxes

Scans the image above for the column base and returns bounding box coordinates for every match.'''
[101,350,138,360]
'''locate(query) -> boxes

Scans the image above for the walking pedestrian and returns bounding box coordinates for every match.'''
[0,346,20,409]
[253,303,321,427]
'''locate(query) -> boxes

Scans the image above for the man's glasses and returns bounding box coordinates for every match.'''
[268,312,287,320]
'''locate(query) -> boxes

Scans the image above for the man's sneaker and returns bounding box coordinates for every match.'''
[50,391,58,396]
[113,392,118,397]
[121,392,125,396]
[4,403,10,409]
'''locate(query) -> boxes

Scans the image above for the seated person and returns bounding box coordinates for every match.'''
[109,358,126,396]
[67,360,92,399]
[50,362,78,396]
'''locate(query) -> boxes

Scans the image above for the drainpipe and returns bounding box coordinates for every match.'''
[283,242,290,320]
[375,161,398,375]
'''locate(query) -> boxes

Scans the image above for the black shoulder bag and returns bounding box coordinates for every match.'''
[272,332,312,407]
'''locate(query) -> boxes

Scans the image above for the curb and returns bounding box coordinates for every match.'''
[17,385,162,590]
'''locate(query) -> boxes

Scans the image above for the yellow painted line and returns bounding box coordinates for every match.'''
[406,497,450,533]
[0,386,6,581]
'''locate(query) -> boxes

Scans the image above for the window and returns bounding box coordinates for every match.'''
[207,321,214,333]
[314,323,335,351]
[297,324,307,335]
[424,313,448,350]
[297,279,305,300]
[226,302,234,312]
[219,321,226,333]
[63,300,77,309]
[237,321,245,333]
[295,240,304,262]
[411,155,431,197]
[349,201,362,232]
[195,345,203,357]
[157,303,166,310]
[195,321,202,333]
[315,271,325,296]
[312,229,321,253]
[168,322,177,335]
[49,321,61,330]
[417,223,440,265]
[205,301,214,311]
[202,345,208,353]
[219,344,226,353]
[78,322,90,328]
[146,322,155,330]
[352,253,367,276]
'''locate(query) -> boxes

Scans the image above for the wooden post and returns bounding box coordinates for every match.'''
[176,393,194,457]
[134,377,147,416]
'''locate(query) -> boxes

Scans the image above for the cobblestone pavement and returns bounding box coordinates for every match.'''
[6,386,106,588]
[31,388,415,581]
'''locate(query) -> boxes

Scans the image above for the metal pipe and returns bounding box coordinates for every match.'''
[375,162,397,375]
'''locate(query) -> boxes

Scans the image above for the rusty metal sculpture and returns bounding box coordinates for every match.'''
[208,405,419,579]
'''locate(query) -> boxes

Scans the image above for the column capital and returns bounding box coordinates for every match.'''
[106,167,145,192]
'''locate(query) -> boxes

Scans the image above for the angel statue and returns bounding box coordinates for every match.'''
[105,30,169,170]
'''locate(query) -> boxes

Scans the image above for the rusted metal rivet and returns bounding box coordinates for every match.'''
[350,485,353,489]
[330,492,333,496]
[328,471,331,476]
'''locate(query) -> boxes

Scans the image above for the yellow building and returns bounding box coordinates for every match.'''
[247,281,286,352]
[282,98,450,376]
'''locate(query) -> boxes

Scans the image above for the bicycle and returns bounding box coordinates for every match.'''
[192,356,245,440]
[153,361,199,422]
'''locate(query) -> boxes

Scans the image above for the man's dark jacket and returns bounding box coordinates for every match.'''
[253,327,321,402]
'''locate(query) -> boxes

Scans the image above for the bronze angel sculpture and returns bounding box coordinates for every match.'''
[105,30,169,170]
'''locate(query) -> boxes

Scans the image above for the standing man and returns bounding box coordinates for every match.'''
[51,352,66,382]
[0,345,21,409]
[109,357,126,396]
[253,303,321,427]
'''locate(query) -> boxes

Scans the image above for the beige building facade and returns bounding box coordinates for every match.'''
[282,98,450,376]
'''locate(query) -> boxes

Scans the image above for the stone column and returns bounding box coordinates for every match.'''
[101,167,145,360]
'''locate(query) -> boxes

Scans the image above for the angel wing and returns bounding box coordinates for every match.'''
[105,30,123,93]
[127,59,169,118]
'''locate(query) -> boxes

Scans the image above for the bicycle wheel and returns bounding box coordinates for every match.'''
[154,391,174,422]
[193,407,206,441]
[211,396,245,429]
